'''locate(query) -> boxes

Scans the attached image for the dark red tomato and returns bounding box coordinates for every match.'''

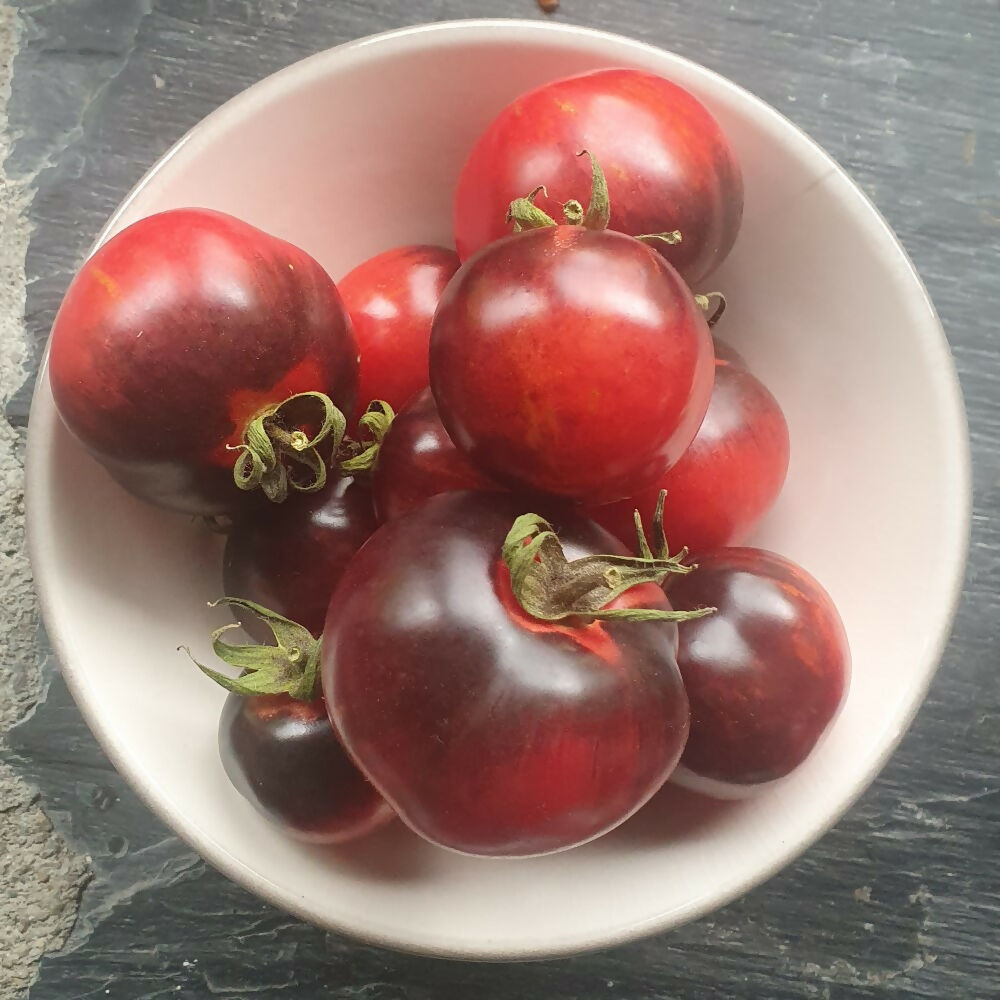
[338,245,460,418]
[454,69,743,285]
[220,692,392,844]
[712,336,747,368]
[371,387,498,521]
[223,476,377,642]
[589,344,789,553]
[430,227,713,503]
[48,209,358,516]
[667,548,849,789]
[322,491,689,857]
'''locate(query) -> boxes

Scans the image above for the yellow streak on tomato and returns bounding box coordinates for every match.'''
[89,267,120,299]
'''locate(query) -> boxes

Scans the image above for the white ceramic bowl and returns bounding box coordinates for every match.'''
[27,20,970,959]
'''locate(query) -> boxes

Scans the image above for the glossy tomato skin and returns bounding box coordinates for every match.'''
[589,344,789,553]
[667,548,849,789]
[372,388,498,521]
[323,491,689,857]
[430,227,714,503]
[223,476,377,642]
[48,209,359,516]
[454,69,743,285]
[338,245,460,418]
[220,692,393,844]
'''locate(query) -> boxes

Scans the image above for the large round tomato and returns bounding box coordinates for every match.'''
[454,69,743,285]
[589,342,790,553]
[430,226,713,503]
[49,209,358,516]
[322,491,689,857]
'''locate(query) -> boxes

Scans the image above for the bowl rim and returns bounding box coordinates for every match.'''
[25,17,972,961]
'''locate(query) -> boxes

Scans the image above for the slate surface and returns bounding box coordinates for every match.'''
[3,1,998,997]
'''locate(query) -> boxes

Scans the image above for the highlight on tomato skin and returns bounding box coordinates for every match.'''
[371,387,499,522]
[589,342,790,554]
[666,547,850,792]
[223,475,378,643]
[338,245,460,420]
[219,691,393,845]
[322,490,690,858]
[430,226,714,504]
[47,208,359,516]
[454,68,743,285]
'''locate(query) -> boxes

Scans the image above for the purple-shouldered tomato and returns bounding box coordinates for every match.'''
[49,209,358,515]
[454,69,743,284]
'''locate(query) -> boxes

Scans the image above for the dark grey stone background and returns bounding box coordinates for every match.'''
[4,1,998,997]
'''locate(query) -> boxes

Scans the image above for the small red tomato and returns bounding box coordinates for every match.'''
[223,476,377,642]
[220,692,392,844]
[372,387,498,521]
[338,245,459,417]
[589,344,789,553]
[667,548,849,790]
[454,69,743,284]
[48,209,358,516]
[323,491,689,857]
[430,227,713,503]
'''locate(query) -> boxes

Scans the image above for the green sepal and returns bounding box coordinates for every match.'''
[231,391,347,503]
[506,186,558,232]
[636,230,684,246]
[576,150,611,230]
[502,506,710,624]
[180,598,321,701]
[694,291,727,328]
[338,400,395,475]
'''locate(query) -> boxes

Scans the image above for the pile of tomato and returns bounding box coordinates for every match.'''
[48,69,849,857]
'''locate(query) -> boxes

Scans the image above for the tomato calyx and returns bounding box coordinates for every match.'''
[502,497,714,624]
[181,597,321,700]
[505,150,683,246]
[230,391,347,503]
[229,394,396,501]
[506,150,613,234]
[503,153,727,329]
[338,400,396,475]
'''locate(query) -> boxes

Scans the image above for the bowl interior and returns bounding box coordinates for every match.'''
[27,21,969,959]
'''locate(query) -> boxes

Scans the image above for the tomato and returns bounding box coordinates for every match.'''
[219,692,393,844]
[589,342,789,553]
[223,476,377,642]
[48,209,358,516]
[338,245,459,418]
[371,387,498,521]
[190,598,391,844]
[454,69,743,285]
[667,548,849,791]
[322,491,690,857]
[430,226,713,503]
